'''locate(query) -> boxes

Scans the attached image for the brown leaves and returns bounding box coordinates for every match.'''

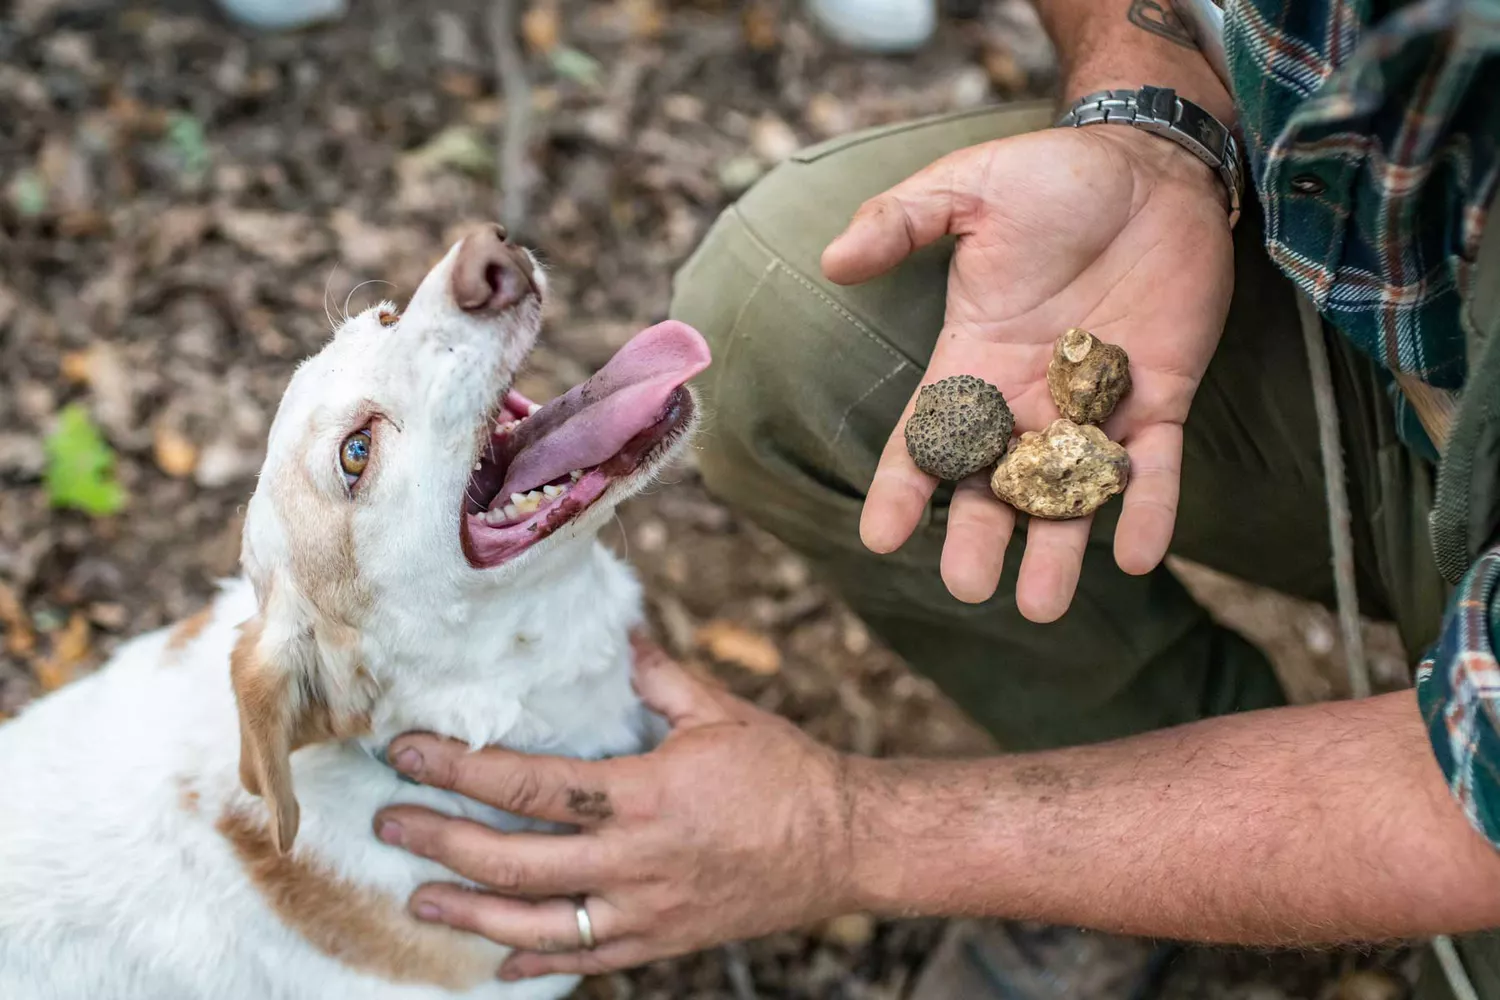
[215,208,329,268]
[695,620,782,676]
[34,613,91,692]
[521,1,561,53]
[0,583,36,658]
[152,423,198,479]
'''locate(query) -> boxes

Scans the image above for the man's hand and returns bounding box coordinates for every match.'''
[372,639,855,980]
[825,125,1233,619]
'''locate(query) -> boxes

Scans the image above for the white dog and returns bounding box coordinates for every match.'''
[0,225,710,1000]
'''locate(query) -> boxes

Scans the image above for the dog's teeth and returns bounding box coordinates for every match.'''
[528,402,542,415]
[503,503,521,521]
[473,460,483,471]
[514,493,542,515]
[510,493,527,506]
[569,469,583,481]
[525,489,543,501]
[542,484,563,499]
[482,507,507,525]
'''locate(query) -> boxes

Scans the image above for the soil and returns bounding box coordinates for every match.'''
[0,1,1420,997]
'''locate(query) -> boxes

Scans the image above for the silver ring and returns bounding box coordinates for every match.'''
[574,899,597,950]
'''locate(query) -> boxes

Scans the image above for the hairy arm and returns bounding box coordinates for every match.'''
[1039,0,1237,122]
[849,690,1500,944]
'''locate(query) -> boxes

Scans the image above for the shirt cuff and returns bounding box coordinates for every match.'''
[1416,547,1500,848]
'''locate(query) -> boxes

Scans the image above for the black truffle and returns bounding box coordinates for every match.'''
[904,375,1014,481]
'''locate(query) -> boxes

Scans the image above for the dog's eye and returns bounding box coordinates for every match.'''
[340,430,371,481]
[377,310,398,327]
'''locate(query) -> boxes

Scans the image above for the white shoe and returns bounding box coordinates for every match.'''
[216,0,347,29]
[806,0,937,53]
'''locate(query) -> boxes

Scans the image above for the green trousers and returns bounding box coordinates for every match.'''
[670,101,1495,997]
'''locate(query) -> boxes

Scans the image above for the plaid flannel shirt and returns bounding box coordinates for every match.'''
[1226,0,1500,846]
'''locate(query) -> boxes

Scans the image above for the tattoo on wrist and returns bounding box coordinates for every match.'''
[1126,0,1196,49]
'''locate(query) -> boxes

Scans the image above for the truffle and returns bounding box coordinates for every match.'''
[904,375,1014,481]
[1046,327,1131,425]
[989,418,1129,519]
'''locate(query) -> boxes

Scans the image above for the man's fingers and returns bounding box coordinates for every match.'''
[940,475,1014,604]
[860,422,936,555]
[1015,517,1092,623]
[630,636,735,729]
[821,154,967,285]
[409,884,622,955]
[499,940,651,981]
[375,811,608,896]
[386,737,615,826]
[1114,423,1182,576]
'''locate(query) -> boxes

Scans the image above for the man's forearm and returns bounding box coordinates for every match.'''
[847,691,1500,944]
[1035,0,1236,122]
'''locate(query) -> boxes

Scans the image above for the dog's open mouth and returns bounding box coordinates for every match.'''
[460,320,710,568]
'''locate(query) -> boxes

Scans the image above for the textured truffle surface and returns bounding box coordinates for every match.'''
[989,418,1130,519]
[903,375,1014,481]
[1046,327,1132,424]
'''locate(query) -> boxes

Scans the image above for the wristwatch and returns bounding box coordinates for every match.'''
[1056,86,1243,227]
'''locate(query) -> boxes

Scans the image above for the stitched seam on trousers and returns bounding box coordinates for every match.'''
[728,206,913,367]
[831,359,910,452]
[714,256,780,407]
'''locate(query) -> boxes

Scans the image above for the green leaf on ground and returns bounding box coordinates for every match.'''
[166,112,211,179]
[550,46,602,86]
[44,404,126,516]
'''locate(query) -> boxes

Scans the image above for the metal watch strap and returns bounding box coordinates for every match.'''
[1056,86,1243,225]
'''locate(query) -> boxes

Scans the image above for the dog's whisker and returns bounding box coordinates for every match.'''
[322,262,342,332]
[342,279,394,323]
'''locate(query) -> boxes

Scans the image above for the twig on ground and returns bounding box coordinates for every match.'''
[487,0,533,234]
[723,942,759,1000]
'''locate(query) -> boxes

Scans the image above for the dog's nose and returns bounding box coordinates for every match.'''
[450,224,535,313]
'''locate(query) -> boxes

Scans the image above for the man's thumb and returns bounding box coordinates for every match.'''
[629,633,731,729]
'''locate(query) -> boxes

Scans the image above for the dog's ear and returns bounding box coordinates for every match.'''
[230,602,372,855]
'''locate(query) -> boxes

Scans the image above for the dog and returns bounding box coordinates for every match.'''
[0,225,710,1000]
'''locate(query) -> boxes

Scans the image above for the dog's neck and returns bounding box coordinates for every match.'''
[356,537,653,763]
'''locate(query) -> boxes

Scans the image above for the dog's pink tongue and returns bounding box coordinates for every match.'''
[499,321,710,497]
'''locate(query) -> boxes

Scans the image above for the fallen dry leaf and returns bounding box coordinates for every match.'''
[149,205,212,268]
[153,423,198,479]
[624,0,665,39]
[59,349,94,385]
[820,913,876,949]
[521,0,561,53]
[983,46,1028,93]
[215,208,329,267]
[742,1,780,52]
[750,114,800,164]
[34,612,91,692]
[437,69,484,99]
[0,582,37,657]
[1334,970,1406,1000]
[695,620,782,675]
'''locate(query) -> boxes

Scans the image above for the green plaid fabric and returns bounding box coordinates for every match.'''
[1226,0,1500,394]
[1227,0,1500,848]
[1417,551,1500,844]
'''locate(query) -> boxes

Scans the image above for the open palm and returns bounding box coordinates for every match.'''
[823,126,1234,620]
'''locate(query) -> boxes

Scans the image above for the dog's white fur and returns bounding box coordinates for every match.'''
[0,237,685,999]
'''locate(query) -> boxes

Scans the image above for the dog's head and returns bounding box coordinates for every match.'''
[230,225,709,852]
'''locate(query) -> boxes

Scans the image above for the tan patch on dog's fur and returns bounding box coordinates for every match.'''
[272,439,372,625]
[217,806,499,989]
[231,620,374,853]
[166,605,215,655]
